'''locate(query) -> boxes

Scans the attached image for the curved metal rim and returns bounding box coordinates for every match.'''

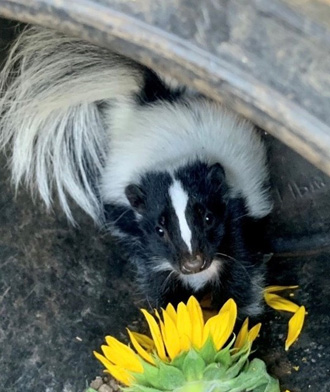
[1,0,330,177]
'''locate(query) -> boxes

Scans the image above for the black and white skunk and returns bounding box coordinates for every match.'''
[0,27,271,316]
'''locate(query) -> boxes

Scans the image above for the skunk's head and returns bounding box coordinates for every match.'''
[125,161,230,291]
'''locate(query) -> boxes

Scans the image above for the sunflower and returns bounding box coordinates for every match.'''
[93,297,280,392]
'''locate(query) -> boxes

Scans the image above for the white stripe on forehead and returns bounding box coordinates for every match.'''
[168,180,192,253]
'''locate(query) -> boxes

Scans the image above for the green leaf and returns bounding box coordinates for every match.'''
[136,360,160,385]
[224,347,251,380]
[173,380,212,392]
[230,342,251,362]
[157,362,186,389]
[225,358,280,392]
[137,356,185,390]
[171,350,188,369]
[202,363,227,381]
[85,389,98,392]
[198,337,216,364]
[127,385,163,392]
[182,349,206,381]
[214,334,236,368]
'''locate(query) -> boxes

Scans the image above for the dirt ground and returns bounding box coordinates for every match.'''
[1,147,330,392]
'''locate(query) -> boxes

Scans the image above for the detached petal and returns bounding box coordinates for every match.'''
[264,293,300,313]
[127,329,155,365]
[264,285,299,293]
[93,351,133,386]
[285,306,306,351]
[141,309,167,360]
[187,296,204,349]
[234,318,249,350]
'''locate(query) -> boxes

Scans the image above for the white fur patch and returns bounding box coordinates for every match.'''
[168,180,192,252]
[151,259,222,291]
[102,99,272,218]
[179,259,223,291]
[151,261,174,273]
[0,27,143,224]
[0,27,272,224]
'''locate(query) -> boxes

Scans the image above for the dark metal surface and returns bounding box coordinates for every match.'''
[0,0,330,177]
[266,134,330,253]
[0,16,330,253]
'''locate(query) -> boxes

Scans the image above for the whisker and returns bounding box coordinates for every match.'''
[215,252,264,291]
[231,213,250,222]
[215,252,238,263]
[161,270,176,292]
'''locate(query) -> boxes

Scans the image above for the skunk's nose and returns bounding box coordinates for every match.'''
[181,255,206,274]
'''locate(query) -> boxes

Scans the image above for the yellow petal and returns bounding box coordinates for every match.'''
[141,309,167,360]
[127,329,155,365]
[165,302,177,323]
[93,351,133,386]
[214,312,234,350]
[219,298,237,321]
[202,311,233,350]
[187,296,204,349]
[162,308,181,359]
[234,318,249,350]
[248,323,262,344]
[264,285,299,293]
[285,306,306,351]
[176,302,192,350]
[93,350,114,372]
[203,309,218,321]
[202,299,237,350]
[103,337,143,373]
[264,293,300,313]
[179,334,191,353]
[129,331,155,352]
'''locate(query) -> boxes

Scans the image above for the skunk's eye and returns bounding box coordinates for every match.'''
[204,212,214,226]
[155,226,165,237]
[194,203,204,216]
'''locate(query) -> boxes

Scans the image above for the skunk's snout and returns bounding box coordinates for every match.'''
[180,254,208,274]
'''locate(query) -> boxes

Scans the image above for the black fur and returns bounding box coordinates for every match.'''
[136,69,184,105]
[105,161,265,317]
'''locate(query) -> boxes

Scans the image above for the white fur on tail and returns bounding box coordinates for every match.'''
[0,27,143,223]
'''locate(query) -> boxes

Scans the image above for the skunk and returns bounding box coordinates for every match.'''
[0,27,271,316]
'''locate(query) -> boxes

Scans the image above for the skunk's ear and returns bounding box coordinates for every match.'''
[206,163,225,184]
[125,184,146,214]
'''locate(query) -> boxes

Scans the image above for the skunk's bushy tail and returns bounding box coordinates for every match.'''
[0,27,143,223]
